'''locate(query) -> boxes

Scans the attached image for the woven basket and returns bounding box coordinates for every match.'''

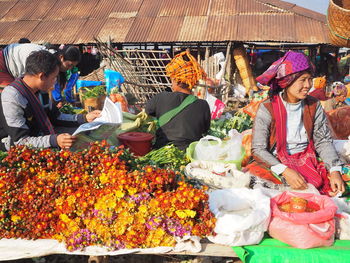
[328,0,350,47]
[233,47,258,92]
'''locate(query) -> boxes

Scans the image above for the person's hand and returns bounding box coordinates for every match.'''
[328,171,345,197]
[85,110,102,122]
[57,133,76,149]
[282,167,308,190]
[56,101,63,109]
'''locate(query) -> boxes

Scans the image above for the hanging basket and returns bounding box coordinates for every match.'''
[327,0,350,47]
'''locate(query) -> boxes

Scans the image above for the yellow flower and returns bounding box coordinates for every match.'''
[114,190,124,198]
[175,209,196,219]
[138,204,147,214]
[67,195,76,206]
[59,214,70,223]
[127,187,137,195]
[99,173,108,184]
[11,215,21,223]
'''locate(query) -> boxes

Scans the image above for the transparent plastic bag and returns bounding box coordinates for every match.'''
[193,135,242,162]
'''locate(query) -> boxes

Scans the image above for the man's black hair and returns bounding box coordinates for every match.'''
[57,45,81,63]
[25,50,60,76]
[18,38,31,44]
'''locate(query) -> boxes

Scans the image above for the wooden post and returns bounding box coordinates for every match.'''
[205,46,210,74]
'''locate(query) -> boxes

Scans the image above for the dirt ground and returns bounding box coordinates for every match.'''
[1,255,242,263]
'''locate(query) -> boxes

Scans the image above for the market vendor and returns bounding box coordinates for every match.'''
[323,82,348,112]
[0,50,101,151]
[145,51,211,151]
[247,51,345,196]
[0,43,80,107]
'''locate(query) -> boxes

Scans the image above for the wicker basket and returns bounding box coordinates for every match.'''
[328,0,350,47]
[233,47,258,93]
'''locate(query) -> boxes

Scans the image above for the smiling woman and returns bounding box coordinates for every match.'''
[245,51,346,197]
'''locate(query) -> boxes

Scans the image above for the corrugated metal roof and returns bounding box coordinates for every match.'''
[90,0,120,19]
[158,0,188,17]
[236,0,275,13]
[295,15,328,43]
[178,16,208,42]
[74,19,107,44]
[205,16,237,42]
[125,17,156,42]
[209,0,237,16]
[97,18,135,43]
[147,16,184,42]
[28,19,86,44]
[0,1,19,20]
[0,0,331,45]
[137,0,161,17]
[0,20,40,43]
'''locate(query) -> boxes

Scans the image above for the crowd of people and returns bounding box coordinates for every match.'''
[0,41,349,198]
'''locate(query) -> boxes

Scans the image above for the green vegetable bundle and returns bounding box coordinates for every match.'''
[81,85,106,100]
[59,104,86,115]
[0,151,7,161]
[208,111,253,138]
[136,145,189,170]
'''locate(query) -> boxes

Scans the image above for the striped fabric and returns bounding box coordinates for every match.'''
[10,79,55,135]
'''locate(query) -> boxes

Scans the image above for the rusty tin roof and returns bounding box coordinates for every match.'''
[0,0,330,45]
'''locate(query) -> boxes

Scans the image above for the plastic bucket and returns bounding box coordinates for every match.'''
[186,141,245,170]
[117,132,154,156]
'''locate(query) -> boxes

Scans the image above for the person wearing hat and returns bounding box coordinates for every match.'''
[246,51,344,196]
[324,82,348,112]
[145,51,211,151]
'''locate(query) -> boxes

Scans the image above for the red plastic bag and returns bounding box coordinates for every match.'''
[269,192,337,249]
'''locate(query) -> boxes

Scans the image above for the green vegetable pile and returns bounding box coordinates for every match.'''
[59,104,86,115]
[81,85,106,100]
[0,151,7,161]
[136,144,189,170]
[208,111,253,139]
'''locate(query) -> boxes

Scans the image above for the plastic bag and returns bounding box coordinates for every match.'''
[269,192,337,249]
[333,138,350,163]
[207,188,271,246]
[205,93,225,119]
[109,93,129,112]
[184,161,251,189]
[193,135,242,162]
[104,69,125,94]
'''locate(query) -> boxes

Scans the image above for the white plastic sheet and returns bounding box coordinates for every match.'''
[0,238,184,261]
[207,188,270,246]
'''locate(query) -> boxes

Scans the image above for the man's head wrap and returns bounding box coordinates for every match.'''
[166,51,206,90]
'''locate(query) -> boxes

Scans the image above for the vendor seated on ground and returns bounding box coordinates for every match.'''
[0,50,101,151]
[245,51,345,197]
[145,51,211,151]
[323,82,348,112]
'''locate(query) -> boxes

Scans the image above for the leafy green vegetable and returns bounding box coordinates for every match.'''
[0,151,7,161]
[136,144,189,170]
[81,85,106,100]
[208,111,253,138]
[59,104,86,114]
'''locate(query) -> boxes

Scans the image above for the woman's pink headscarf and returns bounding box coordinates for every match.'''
[256,51,314,91]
